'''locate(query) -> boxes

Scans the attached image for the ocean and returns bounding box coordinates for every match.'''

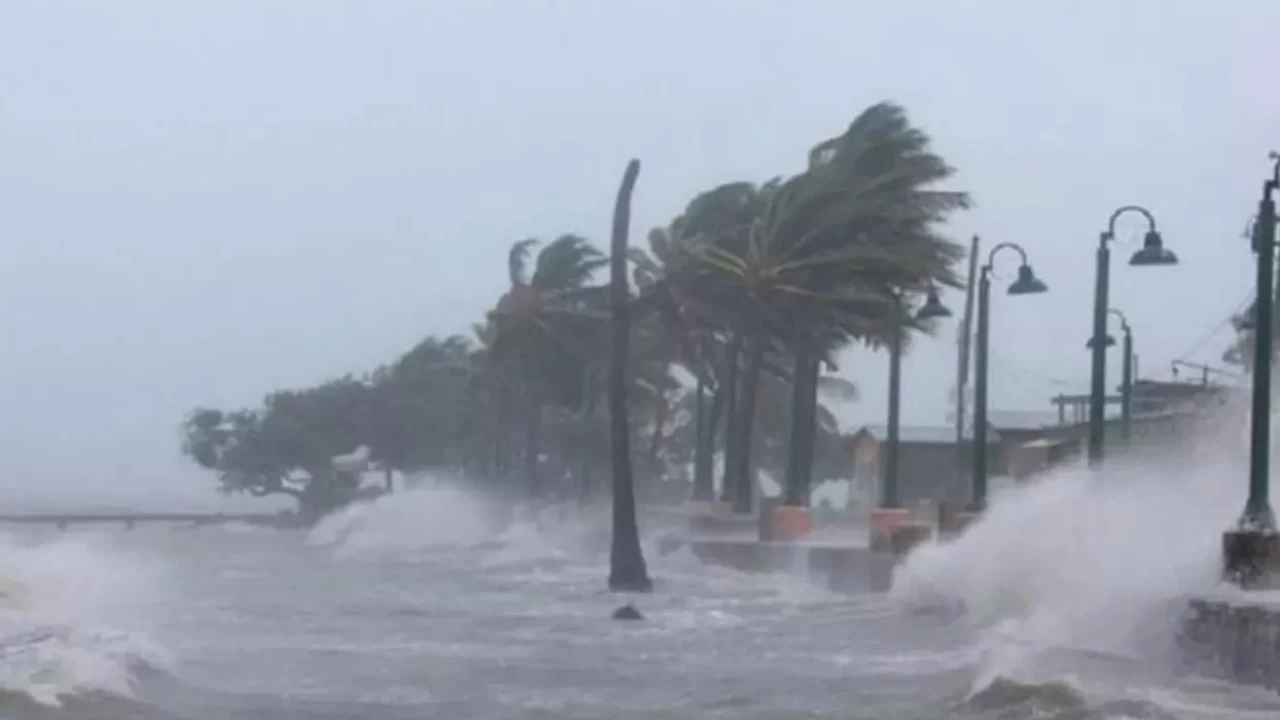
[0,468,1278,720]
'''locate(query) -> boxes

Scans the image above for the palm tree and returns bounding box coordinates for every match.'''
[630,223,724,502]
[781,103,969,507]
[368,334,475,477]
[608,159,652,593]
[637,181,780,511]
[486,234,609,496]
[686,102,969,513]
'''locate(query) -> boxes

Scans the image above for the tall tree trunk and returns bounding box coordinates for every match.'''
[607,159,651,593]
[802,354,821,496]
[524,383,542,496]
[493,384,511,480]
[784,346,819,506]
[645,393,670,494]
[731,335,765,514]
[578,369,597,504]
[691,378,716,501]
[718,336,742,503]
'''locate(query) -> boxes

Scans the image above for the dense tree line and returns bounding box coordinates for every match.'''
[180,102,970,531]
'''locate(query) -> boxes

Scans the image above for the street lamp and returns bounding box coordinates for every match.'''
[1084,309,1134,442]
[1088,206,1177,468]
[1225,152,1280,588]
[882,287,952,510]
[972,243,1048,511]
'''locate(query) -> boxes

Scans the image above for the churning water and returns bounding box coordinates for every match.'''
[2,422,1280,720]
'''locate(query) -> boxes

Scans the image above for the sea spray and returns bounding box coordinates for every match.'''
[307,476,626,567]
[892,394,1259,687]
[0,531,171,705]
[307,478,501,557]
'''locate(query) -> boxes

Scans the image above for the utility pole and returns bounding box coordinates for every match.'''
[954,235,979,446]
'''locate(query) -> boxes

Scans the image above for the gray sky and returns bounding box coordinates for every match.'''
[0,1,1272,506]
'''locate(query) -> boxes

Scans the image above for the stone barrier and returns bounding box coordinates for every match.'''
[655,531,930,593]
[1180,596,1280,693]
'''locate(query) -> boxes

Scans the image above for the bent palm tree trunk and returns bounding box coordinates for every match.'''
[523,382,542,496]
[718,336,742,503]
[731,334,765,514]
[645,392,670,493]
[578,369,597,504]
[691,378,716,501]
[784,346,819,506]
[608,159,652,593]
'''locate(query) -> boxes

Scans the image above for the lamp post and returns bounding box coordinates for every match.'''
[1087,309,1135,444]
[1114,310,1134,444]
[883,288,952,509]
[1224,152,1280,589]
[870,287,950,550]
[1088,207,1177,468]
[972,243,1048,512]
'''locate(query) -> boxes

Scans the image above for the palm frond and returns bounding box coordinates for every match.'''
[508,238,539,286]
[531,234,607,291]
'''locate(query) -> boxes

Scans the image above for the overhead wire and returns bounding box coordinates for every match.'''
[1170,293,1254,367]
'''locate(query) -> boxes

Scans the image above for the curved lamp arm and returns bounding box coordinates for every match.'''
[1107,307,1131,333]
[1104,205,1158,242]
[986,241,1030,271]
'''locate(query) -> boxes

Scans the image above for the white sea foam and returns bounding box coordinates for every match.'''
[893,395,1257,693]
[0,532,170,705]
[307,478,501,557]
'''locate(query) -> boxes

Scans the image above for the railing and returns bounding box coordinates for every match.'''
[0,512,295,530]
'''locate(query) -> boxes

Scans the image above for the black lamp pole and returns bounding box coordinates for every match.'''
[972,243,1048,511]
[1088,207,1177,468]
[1242,154,1280,532]
[885,304,904,509]
[1085,308,1133,444]
[883,289,951,510]
[1224,153,1280,589]
[1118,313,1134,445]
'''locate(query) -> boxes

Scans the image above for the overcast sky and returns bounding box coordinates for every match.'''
[0,1,1272,507]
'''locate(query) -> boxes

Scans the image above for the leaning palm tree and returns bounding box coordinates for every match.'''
[629,231,718,498]
[687,101,969,513]
[650,181,783,512]
[608,159,652,593]
[486,234,609,496]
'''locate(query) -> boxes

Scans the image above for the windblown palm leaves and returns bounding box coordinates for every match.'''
[487,235,610,408]
[689,103,968,343]
[671,102,971,508]
[180,100,972,522]
[484,235,612,494]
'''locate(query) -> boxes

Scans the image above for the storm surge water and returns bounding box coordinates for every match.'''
[0,531,170,707]
[305,477,611,564]
[307,481,502,557]
[2,456,1277,718]
[892,396,1262,709]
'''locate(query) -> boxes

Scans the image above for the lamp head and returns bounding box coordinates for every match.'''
[1129,229,1178,266]
[915,288,952,320]
[1008,264,1049,295]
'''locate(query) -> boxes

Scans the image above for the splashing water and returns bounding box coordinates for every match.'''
[892,396,1259,695]
[480,522,568,568]
[307,478,502,557]
[0,532,170,705]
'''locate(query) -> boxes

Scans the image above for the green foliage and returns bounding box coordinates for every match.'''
[181,338,481,510]
[180,100,969,513]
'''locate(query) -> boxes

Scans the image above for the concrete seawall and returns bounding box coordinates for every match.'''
[657,535,900,592]
[1180,595,1280,693]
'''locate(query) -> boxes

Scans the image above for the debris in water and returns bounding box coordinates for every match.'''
[611,604,643,621]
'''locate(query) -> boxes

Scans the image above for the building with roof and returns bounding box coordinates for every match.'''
[847,375,1237,511]
[846,423,1001,510]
